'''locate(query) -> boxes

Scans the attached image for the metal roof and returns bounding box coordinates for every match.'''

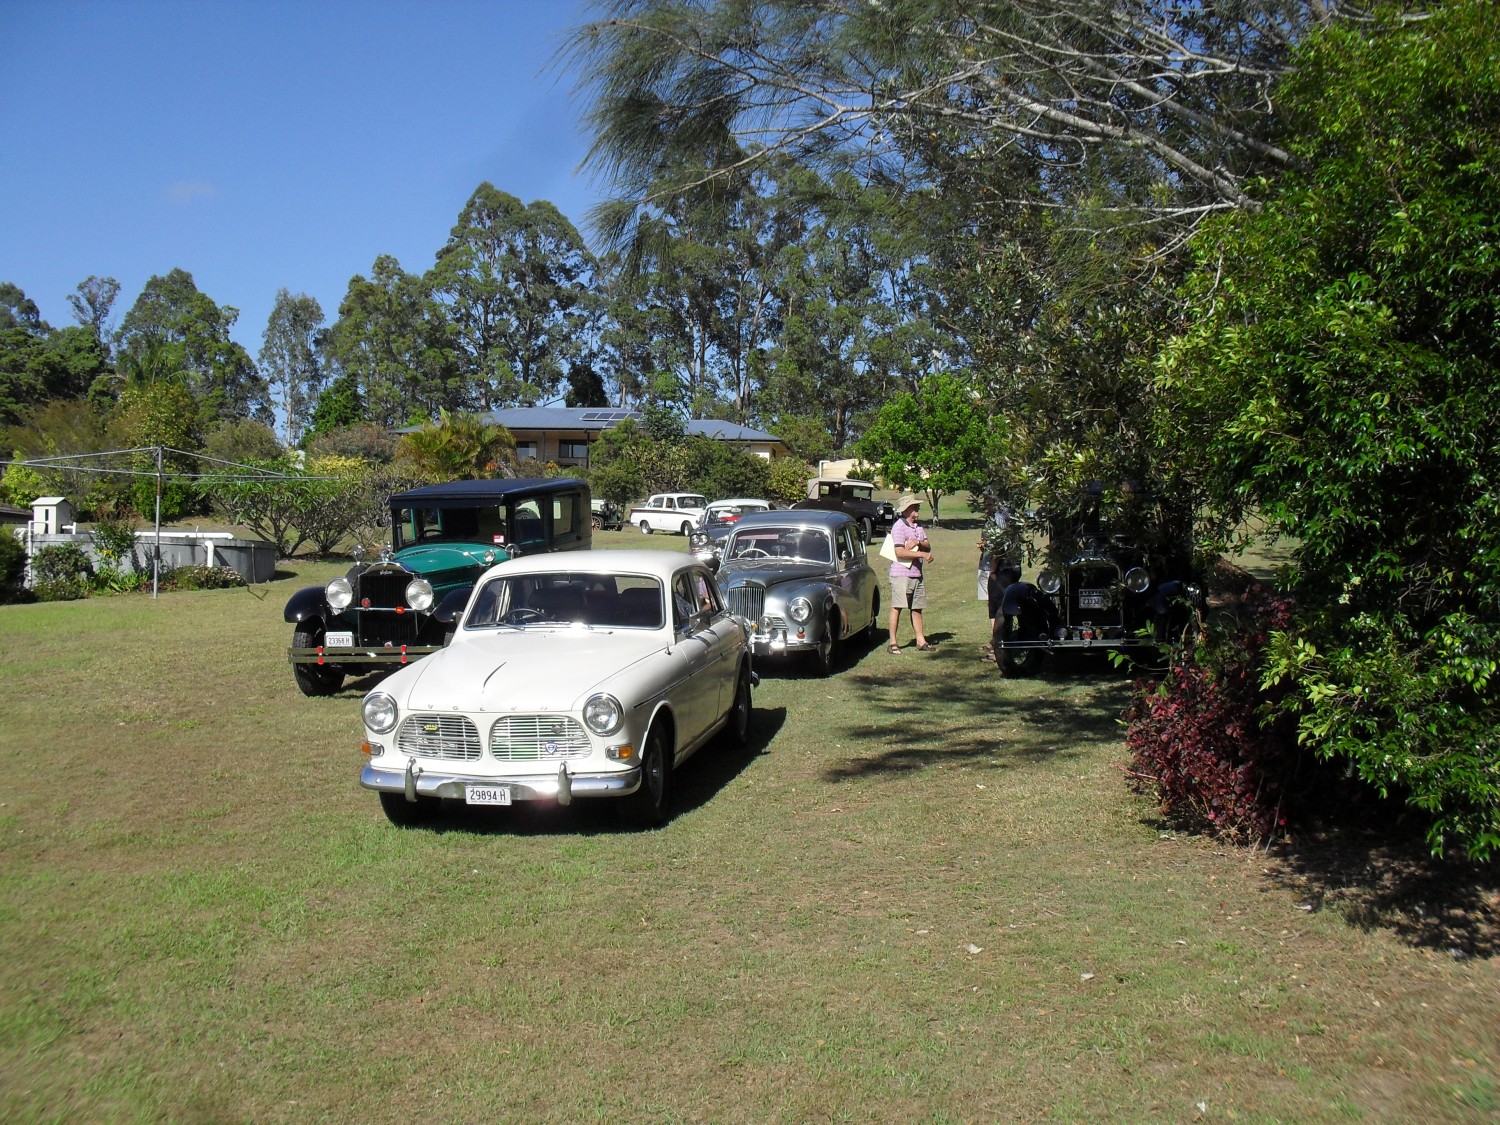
[388,477,586,507]
[477,407,781,444]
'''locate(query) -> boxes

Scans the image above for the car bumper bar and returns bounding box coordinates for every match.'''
[360,761,642,804]
[288,645,444,666]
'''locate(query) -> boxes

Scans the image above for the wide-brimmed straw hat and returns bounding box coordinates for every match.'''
[896,493,922,515]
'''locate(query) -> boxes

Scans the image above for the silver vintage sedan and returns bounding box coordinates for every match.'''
[713,509,881,675]
[359,550,754,827]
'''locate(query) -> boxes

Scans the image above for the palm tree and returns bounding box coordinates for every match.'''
[395,409,517,481]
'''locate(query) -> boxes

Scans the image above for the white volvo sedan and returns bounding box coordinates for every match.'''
[359,550,754,828]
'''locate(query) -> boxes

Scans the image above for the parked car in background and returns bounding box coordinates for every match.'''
[688,498,780,562]
[992,505,1201,677]
[792,477,896,542]
[358,550,754,827]
[284,478,591,697]
[626,492,708,535]
[591,498,623,531]
[712,509,880,675]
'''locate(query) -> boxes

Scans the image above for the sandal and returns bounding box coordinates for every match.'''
[887,643,903,654]
[916,642,939,652]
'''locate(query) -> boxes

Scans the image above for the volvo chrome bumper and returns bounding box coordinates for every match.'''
[360,760,642,805]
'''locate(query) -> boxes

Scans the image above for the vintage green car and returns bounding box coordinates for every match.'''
[284,478,591,696]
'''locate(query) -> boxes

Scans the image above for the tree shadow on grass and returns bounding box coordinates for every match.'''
[390,707,787,838]
[1263,820,1500,959]
[819,648,1135,782]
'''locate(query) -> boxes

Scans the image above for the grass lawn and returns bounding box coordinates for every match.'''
[1,504,1495,1122]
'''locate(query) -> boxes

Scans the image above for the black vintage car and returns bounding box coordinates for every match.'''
[791,477,896,543]
[992,518,1200,677]
[284,478,591,696]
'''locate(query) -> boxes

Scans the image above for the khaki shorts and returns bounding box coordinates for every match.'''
[890,574,927,610]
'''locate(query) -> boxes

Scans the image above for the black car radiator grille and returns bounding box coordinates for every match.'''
[354,568,422,647]
[1066,563,1123,627]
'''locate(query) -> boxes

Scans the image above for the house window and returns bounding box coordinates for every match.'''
[558,441,589,462]
[515,442,539,461]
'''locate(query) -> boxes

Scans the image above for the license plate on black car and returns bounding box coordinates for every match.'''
[1078,590,1108,609]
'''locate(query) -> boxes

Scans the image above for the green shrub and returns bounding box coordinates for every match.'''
[161,565,244,591]
[0,530,30,603]
[32,576,91,602]
[30,543,95,585]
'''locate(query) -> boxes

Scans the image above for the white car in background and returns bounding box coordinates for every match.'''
[359,550,754,828]
[625,492,709,535]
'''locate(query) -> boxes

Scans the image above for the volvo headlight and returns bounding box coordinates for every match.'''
[363,692,398,734]
[583,693,623,736]
[1124,567,1150,594]
[1038,570,1062,595]
[326,576,353,611]
[405,577,435,612]
[788,596,812,623]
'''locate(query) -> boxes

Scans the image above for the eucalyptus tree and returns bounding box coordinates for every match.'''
[324,255,459,426]
[427,184,597,408]
[259,290,325,446]
[0,284,108,422]
[115,269,269,426]
[67,275,120,357]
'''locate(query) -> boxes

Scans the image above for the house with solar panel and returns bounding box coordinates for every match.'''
[479,408,787,469]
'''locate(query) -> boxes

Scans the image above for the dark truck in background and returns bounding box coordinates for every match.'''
[791,477,896,543]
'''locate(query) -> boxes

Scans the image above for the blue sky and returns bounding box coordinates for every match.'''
[1,0,606,359]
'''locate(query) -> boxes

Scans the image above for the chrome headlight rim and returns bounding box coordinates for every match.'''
[363,692,399,734]
[1124,567,1150,594]
[582,693,624,736]
[405,577,435,612]
[787,596,813,623]
[326,575,353,612]
[1037,570,1062,595]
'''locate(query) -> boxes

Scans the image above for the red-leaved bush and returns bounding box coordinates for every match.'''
[1124,584,1311,845]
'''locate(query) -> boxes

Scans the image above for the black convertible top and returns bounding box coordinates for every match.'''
[389,478,587,509]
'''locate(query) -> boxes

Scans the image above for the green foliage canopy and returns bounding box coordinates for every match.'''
[1159,0,1500,856]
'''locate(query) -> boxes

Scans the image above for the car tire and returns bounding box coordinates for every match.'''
[721,666,752,748]
[378,791,440,827]
[291,627,345,696]
[639,520,653,534]
[994,614,1044,678]
[680,520,693,536]
[864,590,882,642]
[859,517,872,543]
[591,514,603,531]
[621,723,672,828]
[813,611,839,676]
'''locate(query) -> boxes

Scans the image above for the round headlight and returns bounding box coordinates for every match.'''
[788,596,812,623]
[582,693,623,736]
[1038,570,1062,595]
[326,576,353,611]
[1124,567,1150,594]
[363,692,398,734]
[406,577,435,612]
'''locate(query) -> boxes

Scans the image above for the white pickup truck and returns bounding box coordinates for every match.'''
[626,492,708,535]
